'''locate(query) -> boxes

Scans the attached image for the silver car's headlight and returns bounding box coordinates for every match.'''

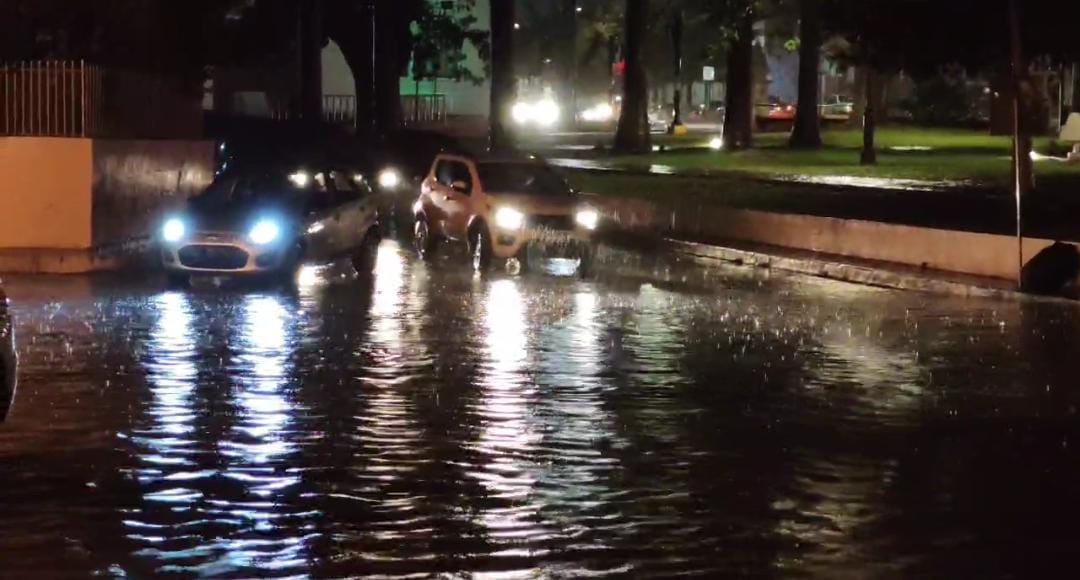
[494,207,526,230]
[162,218,186,243]
[576,209,599,231]
[249,220,282,245]
[378,168,402,189]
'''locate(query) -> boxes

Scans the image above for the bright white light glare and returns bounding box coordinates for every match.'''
[162,218,185,243]
[512,102,533,125]
[494,207,526,230]
[306,222,325,235]
[378,168,402,189]
[296,265,320,288]
[249,220,281,245]
[581,103,614,122]
[534,100,560,127]
[513,100,560,126]
[353,173,365,183]
[709,137,723,150]
[576,209,599,230]
[288,171,310,188]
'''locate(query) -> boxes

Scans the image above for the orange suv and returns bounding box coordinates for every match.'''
[412,153,598,271]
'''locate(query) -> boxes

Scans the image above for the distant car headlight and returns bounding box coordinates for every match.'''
[494,207,526,230]
[378,168,402,189]
[581,103,614,122]
[534,100,560,127]
[512,102,533,125]
[576,209,599,231]
[249,220,281,245]
[288,171,310,188]
[162,218,186,243]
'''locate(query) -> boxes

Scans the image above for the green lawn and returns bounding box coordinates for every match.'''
[603,127,1080,186]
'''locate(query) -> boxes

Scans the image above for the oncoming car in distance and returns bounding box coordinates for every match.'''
[160,166,382,286]
[412,153,599,272]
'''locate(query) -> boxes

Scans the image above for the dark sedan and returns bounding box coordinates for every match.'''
[0,283,15,423]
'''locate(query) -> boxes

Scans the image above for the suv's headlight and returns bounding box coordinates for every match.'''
[249,220,281,245]
[162,218,186,243]
[494,207,526,230]
[576,209,599,231]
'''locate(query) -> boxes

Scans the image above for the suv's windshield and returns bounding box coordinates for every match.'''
[476,163,572,196]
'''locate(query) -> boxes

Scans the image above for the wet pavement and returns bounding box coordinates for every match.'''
[2,240,1080,578]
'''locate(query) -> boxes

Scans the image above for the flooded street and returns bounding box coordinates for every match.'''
[2,240,1080,578]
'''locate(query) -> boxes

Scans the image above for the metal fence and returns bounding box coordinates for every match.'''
[323,94,356,125]
[403,94,447,125]
[0,60,202,139]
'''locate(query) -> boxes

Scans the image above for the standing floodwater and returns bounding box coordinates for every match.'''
[1,240,1078,578]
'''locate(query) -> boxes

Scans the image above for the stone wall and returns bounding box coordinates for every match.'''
[586,194,1059,282]
[91,140,214,247]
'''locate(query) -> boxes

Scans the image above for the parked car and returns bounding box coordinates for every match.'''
[820,94,855,121]
[160,164,382,286]
[755,96,796,121]
[0,283,15,423]
[649,106,672,133]
[412,153,598,272]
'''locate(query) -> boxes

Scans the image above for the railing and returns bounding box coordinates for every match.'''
[272,93,450,127]
[403,94,448,125]
[0,60,201,139]
[323,94,356,125]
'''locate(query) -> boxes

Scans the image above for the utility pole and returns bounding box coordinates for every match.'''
[1010,0,1032,288]
[363,0,377,138]
[668,9,686,135]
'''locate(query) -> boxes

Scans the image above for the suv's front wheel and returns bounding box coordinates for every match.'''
[414,217,438,261]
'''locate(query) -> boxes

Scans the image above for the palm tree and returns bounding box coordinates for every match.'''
[789,0,822,148]
[614,0,650,153]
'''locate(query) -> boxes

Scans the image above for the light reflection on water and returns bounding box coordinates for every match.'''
[125,291,311,576]
[4,241,1080,577]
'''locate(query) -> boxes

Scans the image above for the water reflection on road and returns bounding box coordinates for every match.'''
[1,240,1080,577]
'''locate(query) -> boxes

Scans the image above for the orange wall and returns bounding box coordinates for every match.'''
[0,137,93,249]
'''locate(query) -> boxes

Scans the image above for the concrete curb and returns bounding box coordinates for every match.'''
[0,238,153,274]
[663,238,1053,302]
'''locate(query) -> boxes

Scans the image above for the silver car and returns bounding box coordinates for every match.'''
[161,166,382,286]
[0,283,16,423]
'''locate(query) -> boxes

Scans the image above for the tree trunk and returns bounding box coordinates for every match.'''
[299,0,324,123]
[789,0,822,148]
[489,0,516,152]
[860,68,877,165]
[1071,63,1080,114]
[559,0,578,129]
[615,0,650,153]
[374,3,404,136]
[722,9,754,150]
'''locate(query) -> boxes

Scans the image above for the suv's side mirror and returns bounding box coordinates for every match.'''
[451,180,469,194]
